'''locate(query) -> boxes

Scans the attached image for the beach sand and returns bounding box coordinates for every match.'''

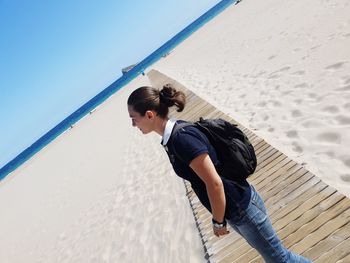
[153,0,350,197]
[0,76,204,262]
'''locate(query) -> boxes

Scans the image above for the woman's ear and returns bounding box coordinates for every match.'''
[145,110,155,120]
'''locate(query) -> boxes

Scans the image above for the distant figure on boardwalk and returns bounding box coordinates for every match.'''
[127,84,312,263]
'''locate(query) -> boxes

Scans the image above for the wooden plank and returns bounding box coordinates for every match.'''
[275,192,345,241]
[282,196,350,247]
[208,231,252,262]
[290,206,350,254]
[218,247,259,263]
[254,162,300,192]
[253,158,297,188]
[335,252,350,263]
[225,248,261,263]
[264,171,315,204]
[252,157,298,189]
[311,236,350,262]
[254,142,271,157]
[251,138,266,150]
[249,256,265,263]
[303,222,350,261]
[186,103,213,118]
[254,151,284,174]
[265,174,319,216]
[208,234,246,260]
[271,183,332,225]
[207,231,242,254]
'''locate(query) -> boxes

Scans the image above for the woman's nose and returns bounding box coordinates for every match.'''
[132,119,136,127]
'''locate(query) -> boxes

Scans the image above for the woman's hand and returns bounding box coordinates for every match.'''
[213,225,230,237]
[212,218,230,237]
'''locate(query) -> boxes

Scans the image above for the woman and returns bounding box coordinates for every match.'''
[127,84,312,263]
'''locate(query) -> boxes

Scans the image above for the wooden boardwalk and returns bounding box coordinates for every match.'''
[148,69,350,263]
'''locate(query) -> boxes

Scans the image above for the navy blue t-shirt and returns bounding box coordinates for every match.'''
[163,121,251,220]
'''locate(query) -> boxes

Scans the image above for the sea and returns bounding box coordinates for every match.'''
[0,0,237,180]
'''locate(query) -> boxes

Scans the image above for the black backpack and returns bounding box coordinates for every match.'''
[170,117,257,182]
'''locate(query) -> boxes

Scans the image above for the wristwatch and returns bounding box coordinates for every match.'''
[212,218,227,229]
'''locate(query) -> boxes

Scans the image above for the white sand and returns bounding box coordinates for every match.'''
[0,76,204,262]
[153,0,350,197]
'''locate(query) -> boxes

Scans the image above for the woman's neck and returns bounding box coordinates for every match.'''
[154,117,169,137]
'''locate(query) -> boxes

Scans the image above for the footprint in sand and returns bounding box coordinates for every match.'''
[335,115,350,125]
[322,105,339,114]
[310,45,322,51]
[257,101,267,107]
[294,83,308,89]
[282,90,292,96]
[342,77,350,85]
[270,100,282,107]
[262,115,269,121]
[325,61,346,71]
[308,92,323,102]
[260,90,268,96]
[344,102,350,110]
[301,119,325,128]
[292,70,306,76]
[341,157,350,169]
[291,110,302,118]
[268,73,280,79]
[327,33,336,41]
[335,85,350,92]
[340,174,350,182]
[291,141,303,153]
[293,99,303,105]
[308,92,318,98]
[270,66,291,75]
[316,132,341,144]
[286,130,298,138]
[276,66,291,73]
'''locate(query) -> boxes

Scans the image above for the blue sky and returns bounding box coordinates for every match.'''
[0,0,221,168]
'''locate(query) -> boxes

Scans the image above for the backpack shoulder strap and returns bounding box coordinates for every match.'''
[166,121,193,164]
[171,121,193,135]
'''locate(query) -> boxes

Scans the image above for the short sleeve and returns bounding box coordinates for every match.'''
[172,129,209,165]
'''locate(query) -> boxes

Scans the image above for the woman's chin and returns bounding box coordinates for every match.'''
[139,128,148,134]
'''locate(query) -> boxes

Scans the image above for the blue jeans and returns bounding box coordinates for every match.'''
[227,186,312,263]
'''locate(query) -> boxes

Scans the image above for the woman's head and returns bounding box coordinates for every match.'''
[127,84,186,134]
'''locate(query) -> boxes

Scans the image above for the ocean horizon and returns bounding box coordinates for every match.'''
[0,0,237,181]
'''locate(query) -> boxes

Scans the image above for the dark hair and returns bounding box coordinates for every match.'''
[127,84,186,118]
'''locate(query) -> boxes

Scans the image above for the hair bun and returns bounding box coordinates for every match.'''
[162,84,175,95]
[159,84,176,106]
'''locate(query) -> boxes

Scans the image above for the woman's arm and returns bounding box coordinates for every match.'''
[190,153,229,237]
